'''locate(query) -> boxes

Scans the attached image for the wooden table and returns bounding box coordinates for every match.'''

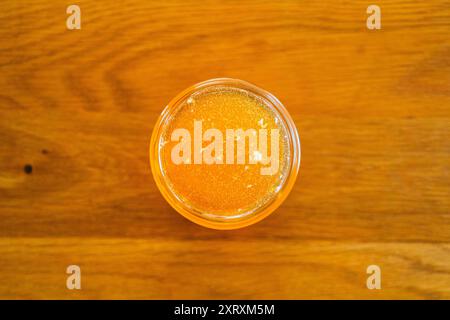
[0,0,449,299]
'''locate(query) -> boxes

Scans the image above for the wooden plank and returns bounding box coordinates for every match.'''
[0,238,448,299]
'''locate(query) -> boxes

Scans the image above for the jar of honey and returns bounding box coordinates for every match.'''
[150,78,301,229]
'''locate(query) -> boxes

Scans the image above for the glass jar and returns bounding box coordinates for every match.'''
[150,78,301,229]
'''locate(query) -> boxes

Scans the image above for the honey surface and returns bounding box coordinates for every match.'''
[160,86,290,219]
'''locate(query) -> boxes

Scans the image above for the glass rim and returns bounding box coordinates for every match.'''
[149,78,301,230]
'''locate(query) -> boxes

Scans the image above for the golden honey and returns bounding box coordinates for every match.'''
[150,78,300,229]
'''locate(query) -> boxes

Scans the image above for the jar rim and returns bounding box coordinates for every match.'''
[149,78,301,230]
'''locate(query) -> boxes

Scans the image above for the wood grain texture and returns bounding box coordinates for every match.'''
[0,0,449,299]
